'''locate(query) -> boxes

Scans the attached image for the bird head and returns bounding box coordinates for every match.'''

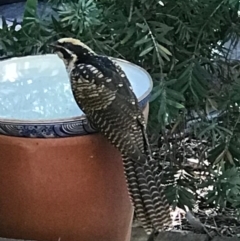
[50,37,95,72]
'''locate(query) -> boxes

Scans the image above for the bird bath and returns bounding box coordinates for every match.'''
[0,54,153,241]
[0,54,152,137]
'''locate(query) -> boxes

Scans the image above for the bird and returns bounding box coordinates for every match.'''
[50,37,172,238]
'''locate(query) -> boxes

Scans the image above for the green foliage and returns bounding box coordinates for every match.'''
[200,166,240,209]
[1,0,240,211]
[150,79,185,128]
[56,0,102,35]
[0,0,53,56]
[163,167,196,210]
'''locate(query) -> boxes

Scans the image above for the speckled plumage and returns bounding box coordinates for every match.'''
[51,37,172,235]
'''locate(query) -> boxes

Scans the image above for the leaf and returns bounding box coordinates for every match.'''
[178,63,194,81]
[226,150,234,165]
[214,150,226,165]
[86,0,94,7]
[158,37,173,46]
[166,88,185,102]
[191,75,207,98]
[206,98,218,115]
[149,21,174,32]
[198,123,217,138]
[150,86,162,102]
[157,43,172,56]
[158,95,167,123]
[165,79,177,86]
[22,0,38,26]
[139,46,154,56]
[209,143,226,160]
[166,99,185,109]
[189,84,199,102]
[61,16,73,22]
[136,23,148,32]
[158,48,170,61]
[120,28,135,44]
[217,126,232,136]
[135,36,151,46]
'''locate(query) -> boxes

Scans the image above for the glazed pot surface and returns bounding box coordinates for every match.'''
[0,103,150,241]
[0,134,133,241]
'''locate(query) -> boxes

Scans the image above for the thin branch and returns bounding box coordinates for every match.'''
[143,18,163,80]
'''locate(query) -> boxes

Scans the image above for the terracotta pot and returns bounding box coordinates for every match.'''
[0,104,149,241]
[0,54,153,241]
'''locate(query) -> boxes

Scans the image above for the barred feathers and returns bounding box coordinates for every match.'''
[70,62,172,233]
[123,157,171,234]
[52,37,172,234]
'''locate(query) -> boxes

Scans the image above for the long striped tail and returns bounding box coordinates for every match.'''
[122,156,172,234]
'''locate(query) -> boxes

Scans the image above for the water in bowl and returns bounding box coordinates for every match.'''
[0,54,151,121]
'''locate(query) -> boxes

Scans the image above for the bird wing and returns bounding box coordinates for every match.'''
[70,62,149,164]
[111,60,153,157]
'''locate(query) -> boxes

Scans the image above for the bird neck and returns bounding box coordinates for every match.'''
[75,54,95,65]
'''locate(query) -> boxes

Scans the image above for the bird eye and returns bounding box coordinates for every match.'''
[62,42,73,50]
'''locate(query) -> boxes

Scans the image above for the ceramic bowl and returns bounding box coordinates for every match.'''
[0,54,153,138]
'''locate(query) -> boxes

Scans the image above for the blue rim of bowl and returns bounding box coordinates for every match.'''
[0,55,153,138]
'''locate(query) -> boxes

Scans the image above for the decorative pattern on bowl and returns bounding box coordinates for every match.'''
[0,54,152,138]
[0,99,149,138]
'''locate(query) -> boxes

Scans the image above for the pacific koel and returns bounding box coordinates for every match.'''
[50,37,172,238]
